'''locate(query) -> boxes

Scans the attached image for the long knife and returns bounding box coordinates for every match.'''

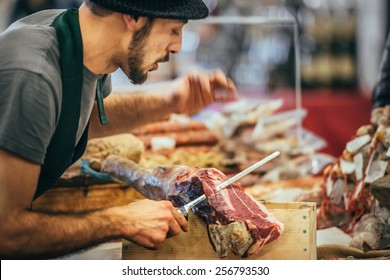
[177,150,281,217]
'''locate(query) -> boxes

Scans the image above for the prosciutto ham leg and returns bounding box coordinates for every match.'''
[102,155,284,257]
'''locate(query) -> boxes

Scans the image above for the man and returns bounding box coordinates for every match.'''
[0,0,237,259]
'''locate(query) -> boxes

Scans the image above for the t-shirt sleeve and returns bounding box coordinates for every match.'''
[0,69,59,165]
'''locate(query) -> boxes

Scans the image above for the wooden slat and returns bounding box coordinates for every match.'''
[122,202,317,260]
[32,183,144,212]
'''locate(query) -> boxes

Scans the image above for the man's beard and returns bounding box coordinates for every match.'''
[126,19,153,85]
[127,42,148,84]
[127,46,170,84]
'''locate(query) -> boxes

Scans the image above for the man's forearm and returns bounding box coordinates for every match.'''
[88,70,238,139]
[0,207,123,259]
[89,92,177,139]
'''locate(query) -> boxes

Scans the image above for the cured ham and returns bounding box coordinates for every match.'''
[101,155,284,258]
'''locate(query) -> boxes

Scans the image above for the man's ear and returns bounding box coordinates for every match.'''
[122,14,138,32]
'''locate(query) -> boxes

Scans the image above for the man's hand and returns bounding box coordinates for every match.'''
[173,69,238,115]
[111,199,188,249]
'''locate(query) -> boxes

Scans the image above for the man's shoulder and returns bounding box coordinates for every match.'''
[0,10,64,87]
[8,9,65,29]
[3,9,64,43]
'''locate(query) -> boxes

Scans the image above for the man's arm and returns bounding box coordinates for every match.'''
[0,149,188,259]
[89,69,237,139]
[88,90,175,139]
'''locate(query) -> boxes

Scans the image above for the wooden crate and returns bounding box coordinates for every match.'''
[122,201,317,260]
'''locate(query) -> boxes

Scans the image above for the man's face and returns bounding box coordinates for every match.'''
[125,18,186,84]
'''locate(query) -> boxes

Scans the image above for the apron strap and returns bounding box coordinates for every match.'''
[35,9,86,198]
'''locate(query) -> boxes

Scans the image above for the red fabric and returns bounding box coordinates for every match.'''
[300,90,372,157]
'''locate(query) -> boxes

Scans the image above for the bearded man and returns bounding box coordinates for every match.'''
[0,0,237,259]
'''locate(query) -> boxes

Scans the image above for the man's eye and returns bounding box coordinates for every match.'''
[171,29,179,36]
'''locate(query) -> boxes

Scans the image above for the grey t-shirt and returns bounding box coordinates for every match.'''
[0,9,112,165]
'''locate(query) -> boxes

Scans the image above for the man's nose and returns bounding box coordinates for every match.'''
[167,36,182,54]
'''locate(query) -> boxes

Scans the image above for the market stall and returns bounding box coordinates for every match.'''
[3,1,389,262]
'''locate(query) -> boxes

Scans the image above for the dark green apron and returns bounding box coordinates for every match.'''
[35,9,105,199]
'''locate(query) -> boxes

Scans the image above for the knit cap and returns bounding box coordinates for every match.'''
[89,0,209,19]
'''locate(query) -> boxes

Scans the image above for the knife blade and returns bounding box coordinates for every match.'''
[177,150,280,217]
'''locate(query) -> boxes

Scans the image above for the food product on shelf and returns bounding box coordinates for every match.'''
[317,106,390,251]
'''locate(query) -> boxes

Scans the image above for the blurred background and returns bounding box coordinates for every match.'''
[1,0,389,156]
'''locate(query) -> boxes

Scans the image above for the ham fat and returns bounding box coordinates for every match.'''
[102,155,284,257]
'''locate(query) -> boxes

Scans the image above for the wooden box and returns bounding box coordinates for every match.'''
[122,201,317,260]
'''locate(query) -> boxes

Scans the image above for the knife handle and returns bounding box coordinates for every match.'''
[177,206,189,220]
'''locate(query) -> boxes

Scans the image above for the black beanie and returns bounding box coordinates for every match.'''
[89,0,209,20]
